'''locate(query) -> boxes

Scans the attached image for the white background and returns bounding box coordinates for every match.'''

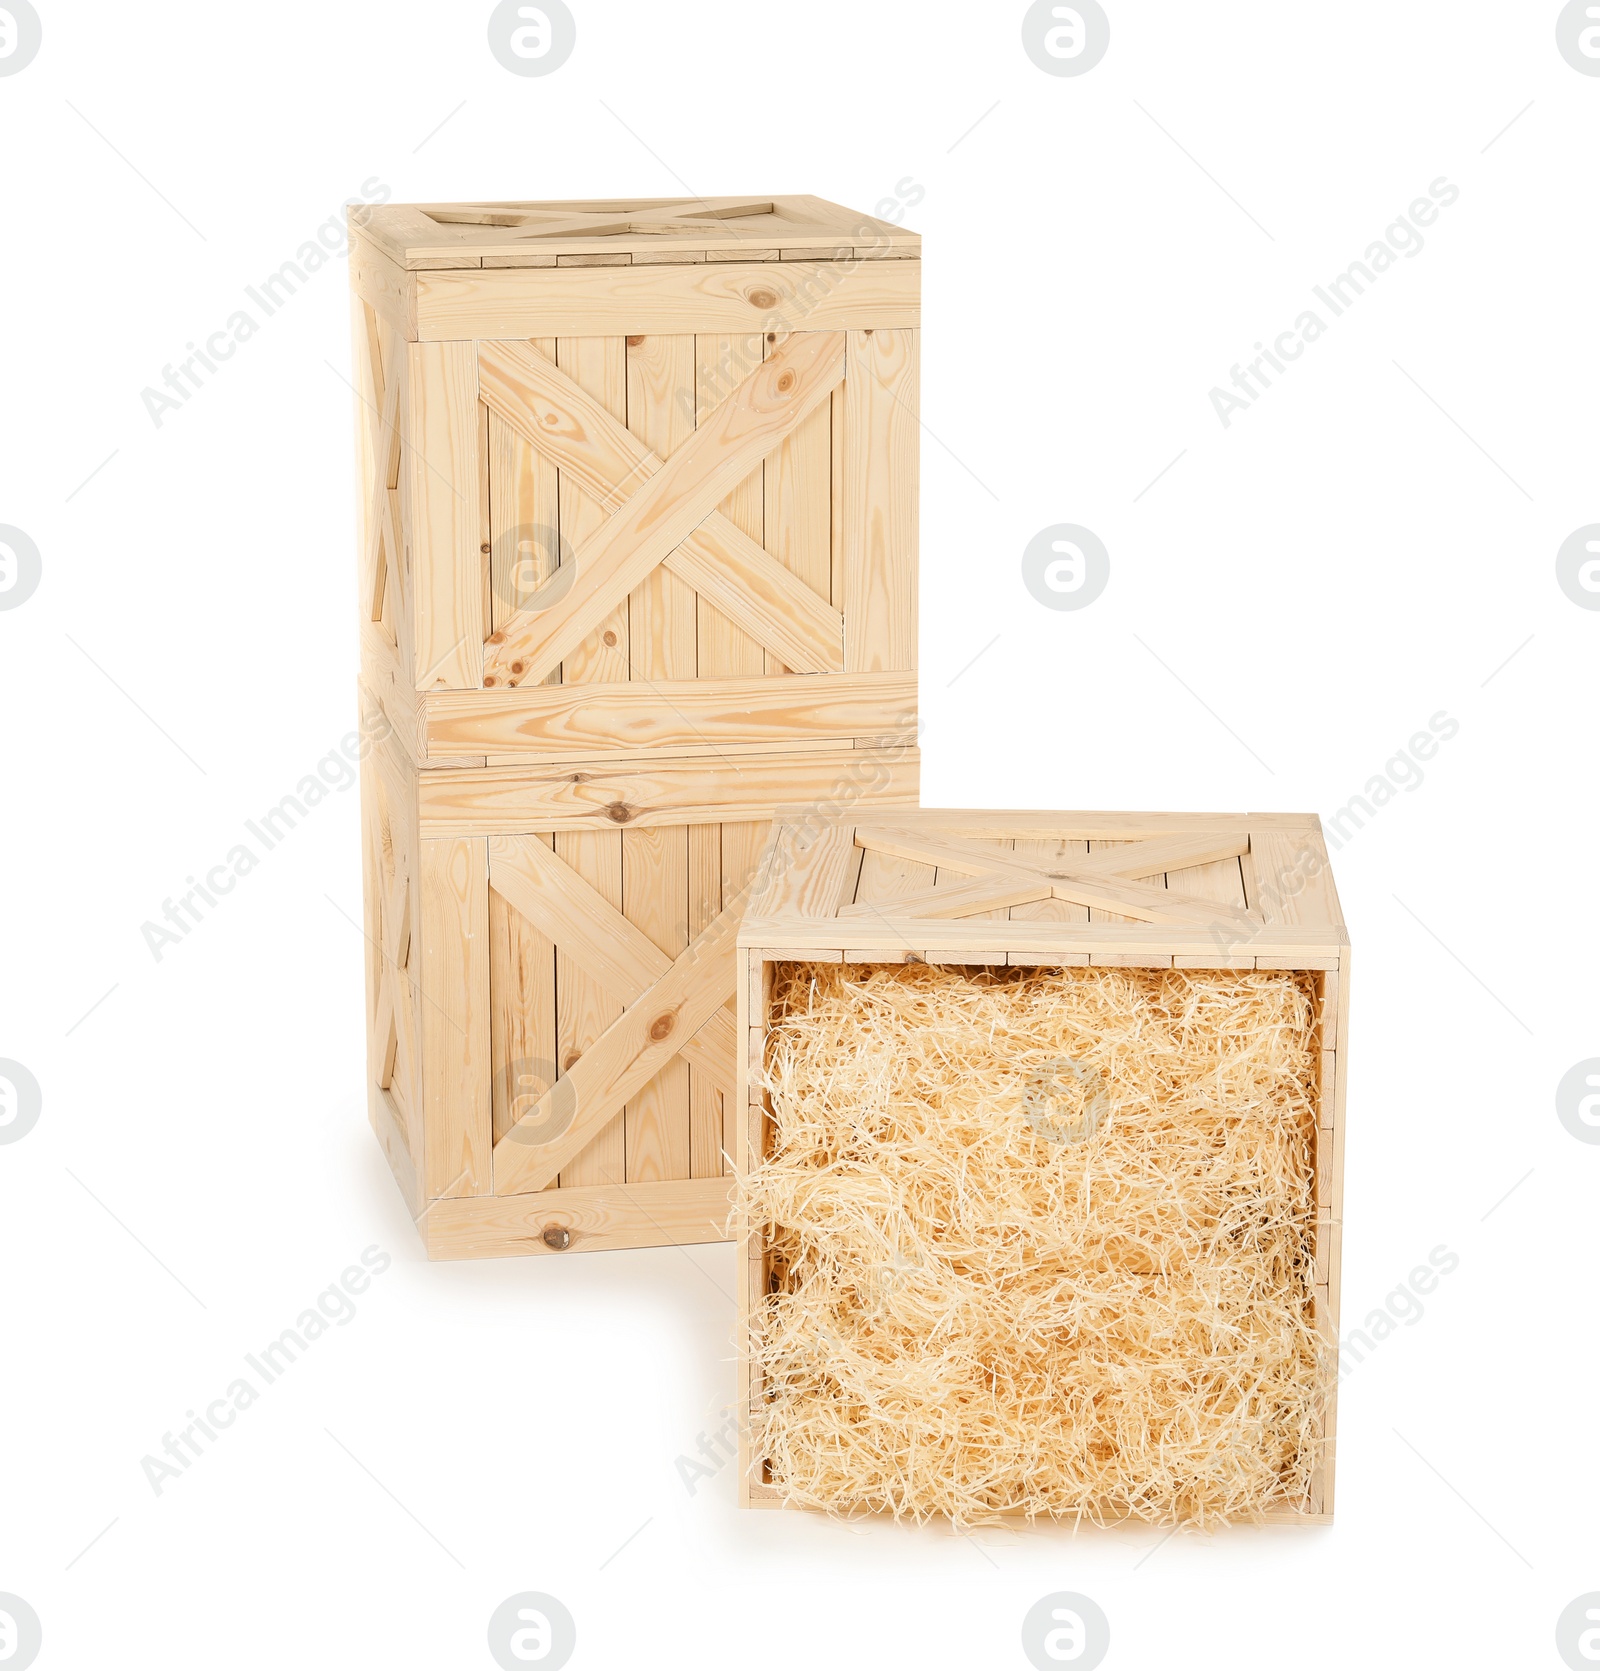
[1,3,1596,1667]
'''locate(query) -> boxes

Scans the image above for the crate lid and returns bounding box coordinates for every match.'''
[355,195,920,271]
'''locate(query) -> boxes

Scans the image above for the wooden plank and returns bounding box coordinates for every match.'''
[848,810,1286,838]
[481,334,841,672]
[407,341,483,690]
[488,838,558,1154]
[622,824,692,1184]
[482,333,846,685]
[416,260,920,341]
[494,904,741,1194]
[841,874,1051,920]
[738,916,1344,959]
[552,336,630,685]
[417,749,918,838]
[423,1175,732,1259]
[695,332,766,679]
[758,822,861,918]
[419,838,490,1197]
[1247,829,1343,928]
[487,339,559,645]
[842,329,918,672]
[350,232,416,340]
[370,1085,424,1222]
[553,829,625,1188]
[625,332,698,686]
[422,670,915,760]
[689,824,726,1180]
[764,354,832,671]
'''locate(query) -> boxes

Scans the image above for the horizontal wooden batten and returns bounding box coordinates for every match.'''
[738,918,1345,961]
[417,749,921,838]
[423,1175,732,1260]
[422,672,918,761]
[415,259,920,341]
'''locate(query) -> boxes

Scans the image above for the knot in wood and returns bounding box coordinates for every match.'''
[602,630,619,646]
[749,287,778,310]
[626,334,645,347]
[541,1225,572,1251]
[510,661,526,675]
[604,801,635,824]
[648,1010,676,1043]
[775,370,796,393]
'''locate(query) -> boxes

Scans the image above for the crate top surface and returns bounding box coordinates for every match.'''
[740,808,1346,960]
[354,195,920,270]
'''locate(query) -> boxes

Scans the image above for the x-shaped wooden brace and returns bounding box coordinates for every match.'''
[479,330,846,688]
[488,834,740,1195]
[839,830,1261,928]
[423,197,780,242]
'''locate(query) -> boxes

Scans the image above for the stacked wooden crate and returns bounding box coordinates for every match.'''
[348,197,921,1259]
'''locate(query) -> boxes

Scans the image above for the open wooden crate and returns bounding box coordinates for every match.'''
[735,810,1348,1523]
[348,197,921,1258]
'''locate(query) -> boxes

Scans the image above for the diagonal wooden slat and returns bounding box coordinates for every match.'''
[853,827,1258,929]
[478,339,844,677]
[487,834,735,1104]
[1069,833,1250,882]
[839,874,1052,920]
[493,901,742,1195]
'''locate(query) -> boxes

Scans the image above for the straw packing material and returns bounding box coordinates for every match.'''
[739,962,1327,1526]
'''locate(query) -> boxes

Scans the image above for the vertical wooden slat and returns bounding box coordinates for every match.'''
[407,341,483,690]
[622,335,697,1183]
[621,825,692,1183]
[487,337,559,680]
[489,833,558,1167]
[555,829,626,1186]
[694,333,766,677]
[689,823,725,1179]
[764,376,832,672]
[555,336,630,683]
[843,328,918,672]
[420,836,490,1197]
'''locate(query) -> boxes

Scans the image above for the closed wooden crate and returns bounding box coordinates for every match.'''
[349,197,922,1258]
[735,809,1348,1522]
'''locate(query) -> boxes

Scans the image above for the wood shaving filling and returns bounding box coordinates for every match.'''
[739,962,1327,1526]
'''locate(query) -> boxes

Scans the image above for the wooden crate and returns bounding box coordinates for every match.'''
[735,809,1349,1521]
[349,194,919,766]
[348,197,922,1258]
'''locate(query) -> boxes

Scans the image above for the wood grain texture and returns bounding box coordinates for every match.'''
[416,259,920,340]
[422,670,915,759]
[552,336,631,685]
[494,903,741,1194]
[406,341,483,690]
[843,329,918,672]
[417,748,920,838]
[424,1175,732,1260]
[552,829,625,1187]
[482,332,845,685]
[419,837,490,1197]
